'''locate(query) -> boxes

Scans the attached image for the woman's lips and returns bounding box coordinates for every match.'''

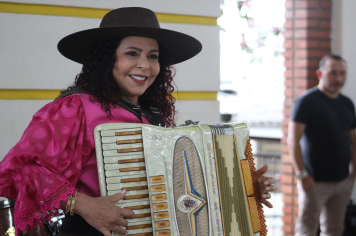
[129,75,148,84]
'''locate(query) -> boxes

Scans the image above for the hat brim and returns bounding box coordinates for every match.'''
[57,27,202,65]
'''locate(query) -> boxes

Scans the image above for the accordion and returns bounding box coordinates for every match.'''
[94,122,267,236]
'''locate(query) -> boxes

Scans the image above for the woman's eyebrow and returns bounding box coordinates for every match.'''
[125,46,159,53]
[126,46,142,51]
[149,49,159,53]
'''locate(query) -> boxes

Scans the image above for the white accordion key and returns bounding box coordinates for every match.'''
[105,169,146,178]
[107,181,148,191]
[101,134,142,143]
[116,200,152,223]
[105,154,145,165]
[102,142,143,151]
[114,220,153,236]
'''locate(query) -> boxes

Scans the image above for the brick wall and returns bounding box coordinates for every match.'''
[281,0,331,235]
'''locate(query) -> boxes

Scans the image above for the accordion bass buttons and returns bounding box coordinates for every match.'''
[154,211,169,219]
[145,152,172,235]
[150,175,165,183]
[155,220,170,228]
[151,193,167,201]
[150,185,166,192]
[156,229,171,236]
[152,202,168,210]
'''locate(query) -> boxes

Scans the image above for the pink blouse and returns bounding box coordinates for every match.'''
[0,94,150,234]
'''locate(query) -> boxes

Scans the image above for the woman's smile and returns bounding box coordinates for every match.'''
[112,36,160,104]
[129,74,148,84]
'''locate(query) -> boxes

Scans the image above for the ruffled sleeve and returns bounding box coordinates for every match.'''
[0,95,93,234]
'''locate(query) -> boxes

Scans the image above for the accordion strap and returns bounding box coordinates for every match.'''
[54,87,87,101]
[55,87,165,126]
[117,99,165,127]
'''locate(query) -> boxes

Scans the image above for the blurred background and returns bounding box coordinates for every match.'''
[2,0,356,235]
[218,1,285,235]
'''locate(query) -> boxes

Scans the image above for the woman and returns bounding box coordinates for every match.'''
[0,7,276,236]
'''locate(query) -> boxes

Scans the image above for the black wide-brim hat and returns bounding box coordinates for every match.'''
[58,7,202,65]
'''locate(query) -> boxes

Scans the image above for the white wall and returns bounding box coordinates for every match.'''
[331,0,356,104]
[6,0,221,17]
[0,1,221,160]
[331,0,356,201]
[0,13,220,91]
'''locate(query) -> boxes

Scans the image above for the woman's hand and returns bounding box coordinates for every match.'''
[74,190,135,236]
[256,164,277,208]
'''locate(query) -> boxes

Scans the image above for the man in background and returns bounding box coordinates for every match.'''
[288,54,356,236]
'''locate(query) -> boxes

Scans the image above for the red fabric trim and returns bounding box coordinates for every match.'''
[14,180,76,235]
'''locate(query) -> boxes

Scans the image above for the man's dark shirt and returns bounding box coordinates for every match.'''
[290,87,356,182]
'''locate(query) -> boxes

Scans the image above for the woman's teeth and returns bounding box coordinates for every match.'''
[130,75,146,81]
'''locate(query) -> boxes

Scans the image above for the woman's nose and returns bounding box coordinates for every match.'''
[137,56,149,69]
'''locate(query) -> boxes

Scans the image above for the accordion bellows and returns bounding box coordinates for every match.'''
[94,122,267,236]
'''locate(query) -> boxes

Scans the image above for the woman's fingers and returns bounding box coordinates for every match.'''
[260,178,277,195]
[106,190,135,221]
[75,191,135,235]
[119,207,135,219]
[255,164,278,208]
[261,193,271,199]
[262,176,277,193]
[256,164,269,178]
[107,190,127,203]
[115,214,129,227]
[264,176,275,186]
[256,165,277,191]
[266,184,277,192]
[260,199,273,208]
[96,206,130,235]
[111,224,128,236]
[102,229,115,236]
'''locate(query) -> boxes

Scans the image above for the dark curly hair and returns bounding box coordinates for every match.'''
[61,38,177,127]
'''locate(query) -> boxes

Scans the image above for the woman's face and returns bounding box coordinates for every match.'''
[113,36,160,104]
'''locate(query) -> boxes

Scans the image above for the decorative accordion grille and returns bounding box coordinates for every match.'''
[214,135,252,236]
[172,137,209,236]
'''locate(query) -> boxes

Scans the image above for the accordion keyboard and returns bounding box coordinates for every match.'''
[100,128,172,236]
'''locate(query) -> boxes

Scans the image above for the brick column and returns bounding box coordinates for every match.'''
[281,1,331,235]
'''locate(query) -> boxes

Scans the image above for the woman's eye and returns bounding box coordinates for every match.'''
[126,51,138,56]
[149,54,158,60]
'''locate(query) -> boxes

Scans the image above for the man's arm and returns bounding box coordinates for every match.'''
[349,129,356,180]
[287,121,306,171]
[287,121,314,192]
